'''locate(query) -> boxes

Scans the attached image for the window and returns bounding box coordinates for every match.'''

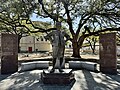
[40,36,44,41]
[36,38,39,41]
[41,38,43,41]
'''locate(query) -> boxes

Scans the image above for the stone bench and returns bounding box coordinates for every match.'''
[69,61,97,71]
[20,61,49,71]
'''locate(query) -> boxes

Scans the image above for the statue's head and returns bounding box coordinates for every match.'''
[56,22,61,30]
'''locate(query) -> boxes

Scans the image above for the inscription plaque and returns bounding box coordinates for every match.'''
[1,34,18,74]
[99,33,117,74]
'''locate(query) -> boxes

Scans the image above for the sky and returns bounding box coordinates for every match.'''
[30,13,76,30]
[30,13,52,22]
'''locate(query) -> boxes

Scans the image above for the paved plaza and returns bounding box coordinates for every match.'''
[0,69,120,90]
[0,53,120,90]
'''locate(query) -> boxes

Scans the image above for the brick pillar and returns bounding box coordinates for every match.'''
[1,34,18,74]
[99,33,117,74]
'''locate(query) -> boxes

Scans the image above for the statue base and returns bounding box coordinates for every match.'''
[41,69,75,85]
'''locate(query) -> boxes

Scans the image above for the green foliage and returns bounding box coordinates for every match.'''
[0,0,120,57]
[1,0,120,34]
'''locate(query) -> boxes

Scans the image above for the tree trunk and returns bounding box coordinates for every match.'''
[92,48,95,54]
[92,43,96,54]
[72,42,81,58]
[18,36,21,53]
[71,35,85,58]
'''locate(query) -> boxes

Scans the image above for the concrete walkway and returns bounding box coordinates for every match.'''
[0,69,120,90]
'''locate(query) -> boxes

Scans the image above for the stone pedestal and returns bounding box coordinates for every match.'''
[99,33,117,74]
[41,69,75,85]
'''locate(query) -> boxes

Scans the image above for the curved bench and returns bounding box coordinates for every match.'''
[69,61,97,71]
[20,61,49,71]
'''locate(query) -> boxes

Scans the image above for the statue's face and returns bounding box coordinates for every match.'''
[57,26,61,30]
[56,22,61,30]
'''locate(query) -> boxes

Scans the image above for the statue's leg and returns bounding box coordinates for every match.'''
[50,58,56,73]
[60,57,63,67]
[53,58,56,68]
[59,46,65,72]
[59,57,64,72]
[50,46,58,73]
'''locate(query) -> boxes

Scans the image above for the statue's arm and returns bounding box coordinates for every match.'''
[64,32,71,42]
[44,32,53,42]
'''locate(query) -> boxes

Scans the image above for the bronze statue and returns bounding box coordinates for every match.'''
[45,22,70,73]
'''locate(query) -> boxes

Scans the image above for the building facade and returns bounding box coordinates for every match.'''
[20,36,52,52]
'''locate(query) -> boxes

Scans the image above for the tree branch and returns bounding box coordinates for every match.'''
[25,18,56,32]
[38,0,57,21]
[62,1,75,36]
[85,27,120,37]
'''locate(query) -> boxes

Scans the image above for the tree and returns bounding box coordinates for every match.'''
[0,0,54,52]
[0,15,53,53]
[0,13,30,52]
[85,36,99,54]
[37,0,120,57]
[1,0,120,57]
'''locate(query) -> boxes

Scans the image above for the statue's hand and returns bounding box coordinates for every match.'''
[65,40,68,42]
[44,36,53,43]
[44,36,48,40]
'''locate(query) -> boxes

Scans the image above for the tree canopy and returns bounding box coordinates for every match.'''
[0,0,120,57]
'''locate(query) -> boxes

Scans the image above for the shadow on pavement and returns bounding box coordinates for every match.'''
[0,69,120,90]
[0,70,75,90]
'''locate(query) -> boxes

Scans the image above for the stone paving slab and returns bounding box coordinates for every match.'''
[0,69,120,90]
